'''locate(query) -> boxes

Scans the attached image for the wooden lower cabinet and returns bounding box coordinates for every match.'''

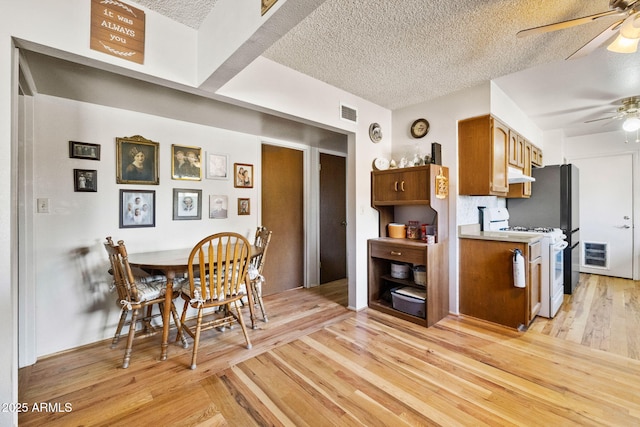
[459,238,541,330]
[368,238,449,327]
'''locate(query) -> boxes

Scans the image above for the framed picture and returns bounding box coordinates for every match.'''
[234,163,253,188]
[261,0,278,15]
[116,135,159,185]
[238,198,250,215]
[171,144,202,181]
[173,188,202,220]
[119,189,155,228]
[69,141,100,160]
[209,195,228,219]
[74,169,97,192]
[206,152,229,180]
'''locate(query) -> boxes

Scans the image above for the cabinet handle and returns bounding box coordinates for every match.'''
[394,181,399,192]
[400,181,405,192]
[390,251,402,256]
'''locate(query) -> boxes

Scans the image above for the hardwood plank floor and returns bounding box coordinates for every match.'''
[19,275,640,426]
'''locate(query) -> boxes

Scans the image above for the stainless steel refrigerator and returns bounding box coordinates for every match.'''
[507,164,580,294]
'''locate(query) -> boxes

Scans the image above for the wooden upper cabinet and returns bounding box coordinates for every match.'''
[531,143,543,167]
[372,166,430,205]
[458,115,508,196]
[507,140,532,198]
[508,131,525,168]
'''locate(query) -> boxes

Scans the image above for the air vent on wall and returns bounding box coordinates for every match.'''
[340,103,358,123]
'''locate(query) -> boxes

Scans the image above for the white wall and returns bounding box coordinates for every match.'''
[32,95,262,356]
[218,56,392,311]
[564,129,640,280]
[392,82,490,316]
[1,1,388,424]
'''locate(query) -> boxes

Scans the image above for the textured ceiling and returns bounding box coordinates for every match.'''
[76,1,640,136]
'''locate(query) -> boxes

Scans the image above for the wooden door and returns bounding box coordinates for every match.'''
[319,153,346,284]
[261,144,304,294]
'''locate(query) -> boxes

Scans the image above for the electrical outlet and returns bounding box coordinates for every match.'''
[37,198,50,213]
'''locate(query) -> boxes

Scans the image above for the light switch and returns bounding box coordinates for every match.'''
[37,198,50,213]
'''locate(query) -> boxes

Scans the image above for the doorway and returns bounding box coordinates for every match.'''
[261,144,305,295]
[319,153,347,284]
[570,154,633,279]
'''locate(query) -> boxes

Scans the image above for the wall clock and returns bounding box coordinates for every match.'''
[410,118,430,138]
[369,123,382,143]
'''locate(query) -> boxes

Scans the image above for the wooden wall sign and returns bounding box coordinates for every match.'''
[90,0,145,64]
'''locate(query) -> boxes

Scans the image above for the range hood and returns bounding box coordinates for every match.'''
[508,166,535,184]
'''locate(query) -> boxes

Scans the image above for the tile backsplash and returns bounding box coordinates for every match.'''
[457,196,505,225]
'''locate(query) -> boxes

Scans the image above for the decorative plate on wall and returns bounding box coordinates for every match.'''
[369,123,382,143]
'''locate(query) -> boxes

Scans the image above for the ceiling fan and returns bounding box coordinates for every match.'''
[585,96,640,131]
[517,0,640,59]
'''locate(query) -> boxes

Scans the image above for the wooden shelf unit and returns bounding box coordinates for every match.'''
[368,165,449,327]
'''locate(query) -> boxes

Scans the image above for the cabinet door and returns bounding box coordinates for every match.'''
[396,169,429,202]
[528,250,542,322]
[523,141,532,196]
[491,119,509,194]
[508,131,525,168]
[373,172,403,203]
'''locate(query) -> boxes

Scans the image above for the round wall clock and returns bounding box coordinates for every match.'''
[369,123,382,143]
[410,118,430,138]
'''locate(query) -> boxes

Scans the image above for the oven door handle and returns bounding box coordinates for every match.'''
[555,241,568,250]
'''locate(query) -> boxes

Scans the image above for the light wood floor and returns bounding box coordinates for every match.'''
[19,274,640,426]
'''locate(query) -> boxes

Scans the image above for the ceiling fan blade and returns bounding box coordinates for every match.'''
[517,10,625,38]
[566,19,624,59]
[584,116,616,123]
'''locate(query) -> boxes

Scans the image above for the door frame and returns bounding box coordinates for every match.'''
[568,151,638,280]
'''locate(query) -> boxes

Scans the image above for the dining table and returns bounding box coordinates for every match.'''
[127,245,262,361]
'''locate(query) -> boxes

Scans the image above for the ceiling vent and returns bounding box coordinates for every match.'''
[340,103,358,123]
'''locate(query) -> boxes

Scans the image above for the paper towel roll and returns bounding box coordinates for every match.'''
[513,249,525,288]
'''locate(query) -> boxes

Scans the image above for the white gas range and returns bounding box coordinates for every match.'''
[481,207,568,318]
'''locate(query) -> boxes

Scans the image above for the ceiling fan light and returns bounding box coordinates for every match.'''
[607,33,639,53]
[620,12,640,39]
[623,116,640,132]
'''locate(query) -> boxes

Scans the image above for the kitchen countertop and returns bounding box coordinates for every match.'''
[458,224,543,244]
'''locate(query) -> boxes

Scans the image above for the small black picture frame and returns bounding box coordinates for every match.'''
[69,141,100,160]
[74,169,97,192]
[119,189,155,228]
[173,188,202,220]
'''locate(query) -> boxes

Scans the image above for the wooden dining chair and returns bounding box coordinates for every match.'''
[247,226,272,322]
[104,237,185,369]
[180,232,253,369]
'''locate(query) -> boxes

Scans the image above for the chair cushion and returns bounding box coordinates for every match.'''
[182,277,245,302]
[134,276,186,302]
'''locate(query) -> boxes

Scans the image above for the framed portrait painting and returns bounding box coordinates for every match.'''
[209,195,228,219]
[74,169,97,192]
[173,188,202,220]
[206,152,229,180]
[119,190,155,228]
[234,163,253,188]
[116,135,159,185]
[69,141,100,160]
[171,144,202,181]
[238,198,250,215]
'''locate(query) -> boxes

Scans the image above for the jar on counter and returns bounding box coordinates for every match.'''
[406,221,420,239]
